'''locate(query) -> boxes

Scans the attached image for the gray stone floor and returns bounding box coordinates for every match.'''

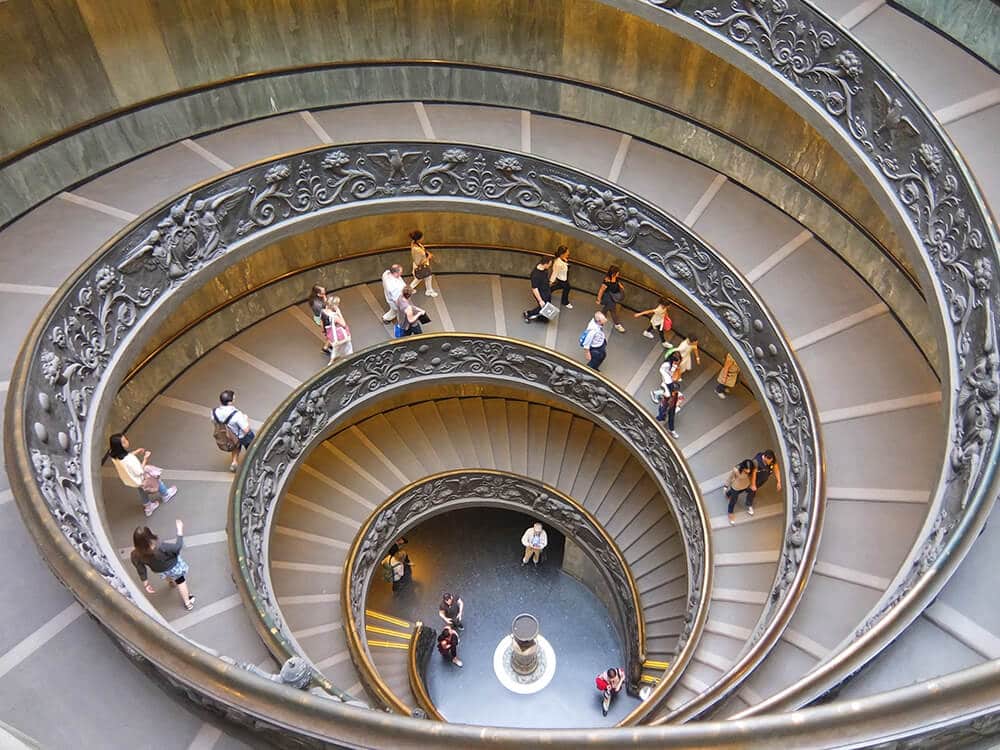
[367,508,640,727]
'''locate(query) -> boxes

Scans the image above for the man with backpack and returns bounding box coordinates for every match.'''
[212,390,254,472]
[581,312,608,371]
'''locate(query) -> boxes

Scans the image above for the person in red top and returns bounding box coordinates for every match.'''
[595,666,624,716]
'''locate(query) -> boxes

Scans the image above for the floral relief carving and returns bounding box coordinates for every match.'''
[653,0,1000,710]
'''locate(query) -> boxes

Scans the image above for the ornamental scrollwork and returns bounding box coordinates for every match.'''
[652,0,998,696]
[20,141,818,714]
[234,338,708,674]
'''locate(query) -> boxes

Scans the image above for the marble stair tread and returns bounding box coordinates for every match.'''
[461,398,499,468]
[482,398,514,473]
[382,408,445,474]
[604,477,661,538]
[433,399,482,468]
[540,410,573,488]
[524,403,552,478]
[356,414,429,482]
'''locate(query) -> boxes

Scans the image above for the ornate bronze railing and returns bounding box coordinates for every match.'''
[6,140,823,725]
[341,470,652,705]
[231,335,708,720]
[625,0,1000,717]
[408,623,445,721]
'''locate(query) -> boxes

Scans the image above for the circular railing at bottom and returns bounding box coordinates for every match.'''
[229,334,711,723]
[340,470,657,713]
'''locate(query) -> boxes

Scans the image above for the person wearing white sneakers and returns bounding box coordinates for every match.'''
[549,245,573,309]
[408,230,439,297]
[747,449,782,512]
[634,297,672,344]
[131,520,196,611]
[597,265,627,333]
[381,263,407,321]
[724,459,755,525]
[109,433,178,517]
[716,352,740,399]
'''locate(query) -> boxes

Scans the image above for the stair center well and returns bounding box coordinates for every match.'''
[368,507,636,727]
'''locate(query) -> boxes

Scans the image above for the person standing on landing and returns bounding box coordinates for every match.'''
[549,245,573,308]
[408,230,438,297]
[212,390,254,472]
[131,520,196,611]
[523,256,554,323]
[725,459,755,525]
[716,352,740,399]
[747,449,782,513]
[109,433,178,517]
[595,666,624,716]
[381,263,406,322]
[597,265,627,333]
[437,625,463,667]
[521,522,548,565]
[634,298,672,345]
[439,592,465,631]
[582,312,608,371]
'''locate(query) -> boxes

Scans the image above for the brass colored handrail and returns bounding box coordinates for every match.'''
[340,469,650,711]
[408,623,446,722]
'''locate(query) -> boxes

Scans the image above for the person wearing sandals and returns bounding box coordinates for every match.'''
[109,433,177,517]
[597,265,627,332]
[408,230,438,297]
[131,520,196,611]
[549,245,573,308]
[322,296,353,363]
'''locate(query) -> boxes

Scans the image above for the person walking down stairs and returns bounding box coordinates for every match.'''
[131,520,196,611]
[381,263,406,322]
[634,298,672,345]
[581,312,608,371]
[321,296,353,364]
[108,433,178,517]
[408,230,438,297]
[716,352,740,399]
[523,256,554,323]
[725,459,755,525]
[597,265,627,332]
[549,245,573,308]
[212,390,255,472]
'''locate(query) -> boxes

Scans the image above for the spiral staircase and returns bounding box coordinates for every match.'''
[1,1,998,748]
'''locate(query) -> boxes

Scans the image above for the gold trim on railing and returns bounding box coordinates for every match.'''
[408,622,446,722]
[340,467,655,721]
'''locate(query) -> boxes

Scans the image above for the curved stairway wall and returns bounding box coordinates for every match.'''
[0,0,997,744]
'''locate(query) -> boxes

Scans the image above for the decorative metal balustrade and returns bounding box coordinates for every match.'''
[7,140,823,724]
[231,336,706,718]
[340,469,653,709]
[627,0,1000,717]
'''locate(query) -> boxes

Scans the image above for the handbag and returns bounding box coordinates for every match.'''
[414,262,432,280]
[539,302,559,320]
[334,323,351,342]
[141,465,163,493]
[417,311,432,325]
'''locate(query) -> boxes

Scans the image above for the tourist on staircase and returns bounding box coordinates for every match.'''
[716,352,740,399]
[131,519,196,611]
[395,286,427,337]
[581,312,608,371]
[438,592,465,631]
[725,459,755,525]
[634,298,672,345]
[655,352,682,439]
[669,336,701,379]
[381,263,406,322]
[212,390,255,472]
[322,296,353,364]
[108,433,177,517]
[597,265,627,333]
[747,449,782,514]
[549,245,573,309]
[408,230,438,297]
[523,256,554,323]
[309,284,327,326]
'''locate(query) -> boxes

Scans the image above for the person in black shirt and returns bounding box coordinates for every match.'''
[523,257,554,323]
[437,625,463,667]
[131,520,196,610]
[439,592,465,630]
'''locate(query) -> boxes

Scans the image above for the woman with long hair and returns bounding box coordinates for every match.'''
[408,230,438,297]
[322,295,354,364]
[596,265,626,332]
[131,521,196,610]
[549,245,572,308]
[108,433,177,517]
